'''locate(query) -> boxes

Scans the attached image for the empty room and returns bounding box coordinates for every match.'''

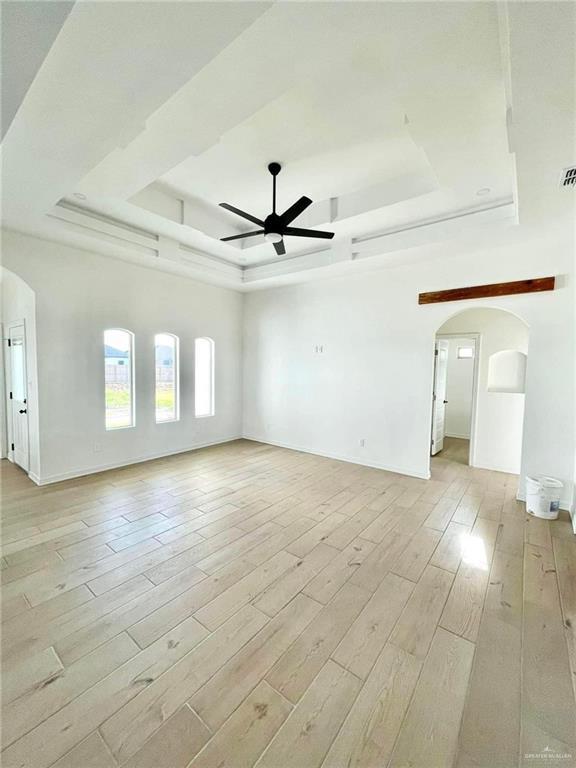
[1,2,575,767]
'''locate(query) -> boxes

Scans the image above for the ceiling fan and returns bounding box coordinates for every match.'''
[219,162,334,256]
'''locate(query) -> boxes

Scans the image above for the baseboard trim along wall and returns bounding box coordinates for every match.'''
[29,435,243,485]
[472,460,521,476]
[445,432,471,440]
[242,435,431,480]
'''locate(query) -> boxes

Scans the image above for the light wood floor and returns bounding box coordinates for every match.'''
[1,440,575,768]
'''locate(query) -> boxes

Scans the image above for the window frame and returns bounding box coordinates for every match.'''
[154,332,180,424]
[194,336,215,418]
[104,328,135,431]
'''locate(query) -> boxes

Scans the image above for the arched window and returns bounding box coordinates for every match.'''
[195,337,214,417]
[104,329,134,430]
[155,333,179,422]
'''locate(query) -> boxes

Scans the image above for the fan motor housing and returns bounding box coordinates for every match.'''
[264,212,284,235]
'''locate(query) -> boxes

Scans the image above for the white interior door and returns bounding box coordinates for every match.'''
[431,339,449,455]
[8,324,29,472]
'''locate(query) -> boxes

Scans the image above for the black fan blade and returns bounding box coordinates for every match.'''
[284,226,334,239]
[220,230,263,242]
[279,196,313,225]
[219,203,264,227]
[273,240,286,256]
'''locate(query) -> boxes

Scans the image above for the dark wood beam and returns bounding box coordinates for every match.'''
[418,277,555,305]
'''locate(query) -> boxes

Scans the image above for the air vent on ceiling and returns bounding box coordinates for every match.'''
[560,166,576,188]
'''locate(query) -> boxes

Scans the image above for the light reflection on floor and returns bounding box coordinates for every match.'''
[460,533,489,570]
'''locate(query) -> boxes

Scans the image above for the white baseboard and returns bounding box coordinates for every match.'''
[242,435,431,480]
[445,432,471,440]
[471,460,521,476]
[31,435,243,486]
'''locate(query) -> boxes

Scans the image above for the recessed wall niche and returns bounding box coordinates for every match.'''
[487,349,527,393]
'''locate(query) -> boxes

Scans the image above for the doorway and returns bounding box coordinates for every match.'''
[5,322,30,472]
[431,335,478,466]
[430,307,529,476]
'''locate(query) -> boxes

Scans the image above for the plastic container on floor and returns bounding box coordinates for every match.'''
[525,475,563,520]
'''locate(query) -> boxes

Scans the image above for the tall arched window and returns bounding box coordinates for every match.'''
[155,333,179,422]
[104,329,134,430]
[195,337,214,417]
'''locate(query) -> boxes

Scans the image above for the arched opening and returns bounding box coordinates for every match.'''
[431,307,529,476]
[0,267,40,480]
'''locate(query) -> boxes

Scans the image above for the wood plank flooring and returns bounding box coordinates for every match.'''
[1,439,575,768]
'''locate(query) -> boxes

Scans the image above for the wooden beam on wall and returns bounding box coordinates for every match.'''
[418,277,555,305]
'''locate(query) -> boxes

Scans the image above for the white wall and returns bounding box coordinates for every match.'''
[243,227,575,509]
[1,267,41,477]
[439,311,529,474]
[440,336,475,440]
[1,230,243,483]
[2,225,574,513]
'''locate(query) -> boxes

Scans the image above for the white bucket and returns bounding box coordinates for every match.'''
[525,475,563,520]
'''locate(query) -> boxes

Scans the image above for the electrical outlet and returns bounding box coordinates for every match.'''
[94,442,102,453]
[359,439,365,448]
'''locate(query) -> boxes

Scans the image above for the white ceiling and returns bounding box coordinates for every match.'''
[0,1,74,139]
[1,1,574,288]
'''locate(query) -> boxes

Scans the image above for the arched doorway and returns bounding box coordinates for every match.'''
[431,307,529,475]
[1,267,39,479]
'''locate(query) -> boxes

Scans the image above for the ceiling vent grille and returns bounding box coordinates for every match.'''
[560,166,576,188]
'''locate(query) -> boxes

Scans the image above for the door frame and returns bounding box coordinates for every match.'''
[433,333,481,467]
[4,319,30,473]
